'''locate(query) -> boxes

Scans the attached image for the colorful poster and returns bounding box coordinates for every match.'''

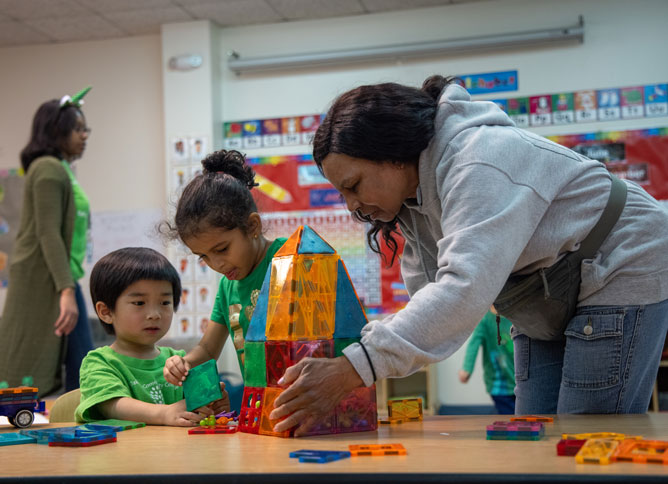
[620,86,645,119]
[170,137,189,164]
[297,164,328,186]
[529,95,552,126]
[491,99,508,113]
[171,166,189,193]
[549,127,668,201]
[551,92,575,125]
[507,97,529,128]
[248,156,337,212]
[0,170,25,287]
[309,188,342,208]
[242,120,262,149]
[261,119,282,147]
[281,117,302,146]
[299,115,320,145]
[644,83,668,117]
[597,88,621,121]
[189,136,207,161]
[459,70,518,95]
[223,122,243,149]
[574,90,597,123]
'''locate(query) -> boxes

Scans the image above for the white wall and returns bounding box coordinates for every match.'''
[0,34,165,213]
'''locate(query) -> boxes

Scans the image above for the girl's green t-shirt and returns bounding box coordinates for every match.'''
[210,238,287,375]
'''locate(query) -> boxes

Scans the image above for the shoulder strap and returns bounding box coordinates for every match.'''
[578,174,627,259]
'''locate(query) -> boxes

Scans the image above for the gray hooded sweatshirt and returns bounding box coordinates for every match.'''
[343,83,668,387]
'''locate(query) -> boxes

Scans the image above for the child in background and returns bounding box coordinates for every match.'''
[162,150,286,386]
[458,311,516,414]
[75,247,230,425]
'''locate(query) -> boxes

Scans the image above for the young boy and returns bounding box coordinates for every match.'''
[75,247,229,425]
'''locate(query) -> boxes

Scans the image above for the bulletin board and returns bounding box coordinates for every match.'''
[0,169,24,288]
[548,127,668,201]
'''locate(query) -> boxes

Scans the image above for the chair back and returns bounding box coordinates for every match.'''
[49,388,81,423]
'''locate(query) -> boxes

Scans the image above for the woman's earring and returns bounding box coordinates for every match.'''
[254,234,258,239]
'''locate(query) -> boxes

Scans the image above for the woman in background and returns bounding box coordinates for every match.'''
[0,87,94,397]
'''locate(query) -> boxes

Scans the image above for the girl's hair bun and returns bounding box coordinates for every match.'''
[201,149,257,190]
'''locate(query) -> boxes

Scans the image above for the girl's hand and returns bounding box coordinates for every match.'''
[458,370,471,383]
[161,399,202,427]
[54,287,78,336]
[164,355,191,385]
[269,356,363,436]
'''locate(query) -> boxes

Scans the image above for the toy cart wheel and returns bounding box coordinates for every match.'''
[13,409,34,428]
[7,416,15,426]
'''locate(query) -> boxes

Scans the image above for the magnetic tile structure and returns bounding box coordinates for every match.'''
[290,449,352,463]
[349,443,407,456]
[183,359,222,412]
[557,438,588,456]
[612,439,668,465]
[575,438,620,465]
[388,398,423,421]
[510,415,554,423]
[241,225,377,438]
[486,421,545,441]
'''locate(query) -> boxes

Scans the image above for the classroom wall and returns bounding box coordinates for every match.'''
[0,0,667,406]
[0,34,165,213]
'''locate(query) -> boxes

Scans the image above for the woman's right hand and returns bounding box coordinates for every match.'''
[164,355,191,386]
[54,287,78,337]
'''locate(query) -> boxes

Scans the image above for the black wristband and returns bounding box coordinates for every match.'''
[358,342,377,382]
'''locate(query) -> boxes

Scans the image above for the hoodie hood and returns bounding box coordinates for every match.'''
[428,83,515,159]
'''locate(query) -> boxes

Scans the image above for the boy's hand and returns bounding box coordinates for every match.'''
[164,355,190,386]
[458,370,471,383]
[208,382,231,415]
[162,399,203,427]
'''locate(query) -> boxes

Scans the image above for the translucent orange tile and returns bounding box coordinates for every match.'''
[388,398,423,421]
[274,227,302,257]
[258,387,291,438]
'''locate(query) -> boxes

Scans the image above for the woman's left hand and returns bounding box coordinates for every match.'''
[54,287,78,336]
[269,356,364,436]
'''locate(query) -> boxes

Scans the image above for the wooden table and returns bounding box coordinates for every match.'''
[1,414,667,482]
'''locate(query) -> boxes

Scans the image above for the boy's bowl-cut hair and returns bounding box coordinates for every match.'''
[90,247,182,335]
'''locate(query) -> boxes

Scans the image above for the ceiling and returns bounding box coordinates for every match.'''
[0,0,489,48]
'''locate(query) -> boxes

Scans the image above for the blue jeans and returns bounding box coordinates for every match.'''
[491,394,516,415]
[513,298,668,414]
[64,282,94,391]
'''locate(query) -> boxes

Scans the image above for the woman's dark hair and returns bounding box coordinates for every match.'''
[90,247,182,335]
[313,75,456,266]
[20,100,83,172]
[167,150,259,242]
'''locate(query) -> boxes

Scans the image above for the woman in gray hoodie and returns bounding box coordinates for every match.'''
[269,75,668,436]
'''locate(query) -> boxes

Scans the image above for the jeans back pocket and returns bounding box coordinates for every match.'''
[562,310,624,389]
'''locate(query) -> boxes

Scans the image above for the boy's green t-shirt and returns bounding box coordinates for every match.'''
[210,237,287,375]
[75,345,186,422]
